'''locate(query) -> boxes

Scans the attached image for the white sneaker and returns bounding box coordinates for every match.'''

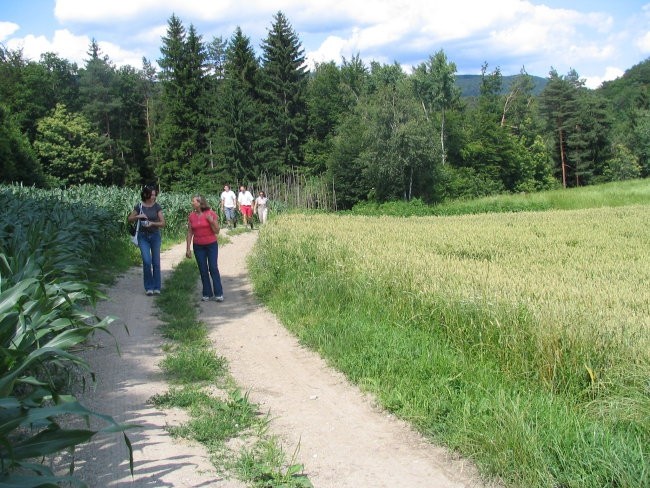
[145,290,153,296]
[201,296,210,301]
[214,295,224,302]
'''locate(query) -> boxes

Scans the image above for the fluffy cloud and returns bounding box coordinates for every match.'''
[4,0,644,85]
[0,21,19,41]
[4,28,146,68]
[637,31,650,53]
[5,29,88,64]
[584,66,625,89]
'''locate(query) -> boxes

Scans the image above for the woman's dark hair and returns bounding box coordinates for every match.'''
[193,194,210,211]
[141,184,156,201]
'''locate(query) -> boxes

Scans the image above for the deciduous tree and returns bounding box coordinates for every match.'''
[34,104,117,186]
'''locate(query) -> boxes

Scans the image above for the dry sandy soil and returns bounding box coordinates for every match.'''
[62,231,488,487]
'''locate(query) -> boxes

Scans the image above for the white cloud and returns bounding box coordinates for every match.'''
[54,0,288,23]
[0,21,20,41]
[300,0,622,77]
[5,28,146,68]
[133,24,169,49]
[637,31,650,53]
[55,0,180,22]
[306,35,349,68]
[584,66,625,89]
[7,29,90,65]
[3,0,644,81]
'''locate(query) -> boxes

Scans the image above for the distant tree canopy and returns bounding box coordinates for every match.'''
[0,13,648,207]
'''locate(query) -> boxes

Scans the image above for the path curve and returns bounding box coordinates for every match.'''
[208,232,485,488]
[62,231,487,487]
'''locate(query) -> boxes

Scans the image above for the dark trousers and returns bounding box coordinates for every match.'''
[193,241,223,298]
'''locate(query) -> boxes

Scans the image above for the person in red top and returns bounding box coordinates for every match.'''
[186,195,224,302]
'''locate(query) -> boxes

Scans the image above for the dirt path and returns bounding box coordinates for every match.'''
[66,232,486,487]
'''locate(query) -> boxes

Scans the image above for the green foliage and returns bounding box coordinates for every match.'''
[260,11,309,173]
[0,106,44,186]
[0,185,134,485]
[328,110,369,210]
[216,27,265,183]
[411,49,461,166]
[235,437,313,488]
[156,16,211,189]
[34,104,119,187]
[1,16,649,210]
[305,61,354,174]
[600,143,642,182]
[349,178,648,216]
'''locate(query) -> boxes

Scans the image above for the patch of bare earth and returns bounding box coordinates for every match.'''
[60,231,488,487]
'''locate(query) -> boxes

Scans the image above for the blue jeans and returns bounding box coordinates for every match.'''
[224,207,236,222]
[138,231,161,292]
[193,241,223,298]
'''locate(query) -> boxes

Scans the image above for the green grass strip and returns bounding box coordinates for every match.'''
[152,257,312,487]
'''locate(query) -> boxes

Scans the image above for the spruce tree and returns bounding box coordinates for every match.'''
[259,11,308,174]
[156,16,208,189]
[217,27,265,183]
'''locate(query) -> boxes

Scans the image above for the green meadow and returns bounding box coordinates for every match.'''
[249,182,650,487]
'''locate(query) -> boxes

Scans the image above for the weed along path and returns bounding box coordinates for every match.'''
[68,232,486,487]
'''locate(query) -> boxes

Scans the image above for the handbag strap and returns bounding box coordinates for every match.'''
[135,203,142,233]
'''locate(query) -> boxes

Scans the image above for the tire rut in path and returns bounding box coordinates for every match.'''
[202,231,486,488]
[56,243,243,487]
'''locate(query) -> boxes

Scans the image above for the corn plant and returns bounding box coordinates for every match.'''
[0,186,135,486]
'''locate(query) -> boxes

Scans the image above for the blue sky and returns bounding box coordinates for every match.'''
[1,0,649,88]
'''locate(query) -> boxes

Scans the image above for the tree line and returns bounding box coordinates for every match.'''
[1,11,648,209]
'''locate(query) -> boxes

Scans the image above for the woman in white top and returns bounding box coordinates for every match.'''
[254,191,268,224]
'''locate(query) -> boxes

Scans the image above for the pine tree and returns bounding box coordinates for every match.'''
[538,68,609,187]
[566,90,612,185]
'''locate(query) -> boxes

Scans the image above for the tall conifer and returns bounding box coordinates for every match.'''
[259,11,308,173]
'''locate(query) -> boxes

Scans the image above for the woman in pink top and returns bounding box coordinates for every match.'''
[186,195,224,302]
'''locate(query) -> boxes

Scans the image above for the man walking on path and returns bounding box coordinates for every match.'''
[237,185,254,229]
[220,184,237,229]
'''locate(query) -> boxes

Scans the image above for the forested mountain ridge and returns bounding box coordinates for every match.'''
[0,12,648,208]
[456,74,547,97]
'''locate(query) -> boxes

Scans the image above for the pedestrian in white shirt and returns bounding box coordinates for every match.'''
[220,184,237,229]
[254,191,269,224]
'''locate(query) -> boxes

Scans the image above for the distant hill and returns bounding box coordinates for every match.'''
[455,74,548,98]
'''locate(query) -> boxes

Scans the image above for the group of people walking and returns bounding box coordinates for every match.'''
[220,184,268,229]
[127,184,269,301]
